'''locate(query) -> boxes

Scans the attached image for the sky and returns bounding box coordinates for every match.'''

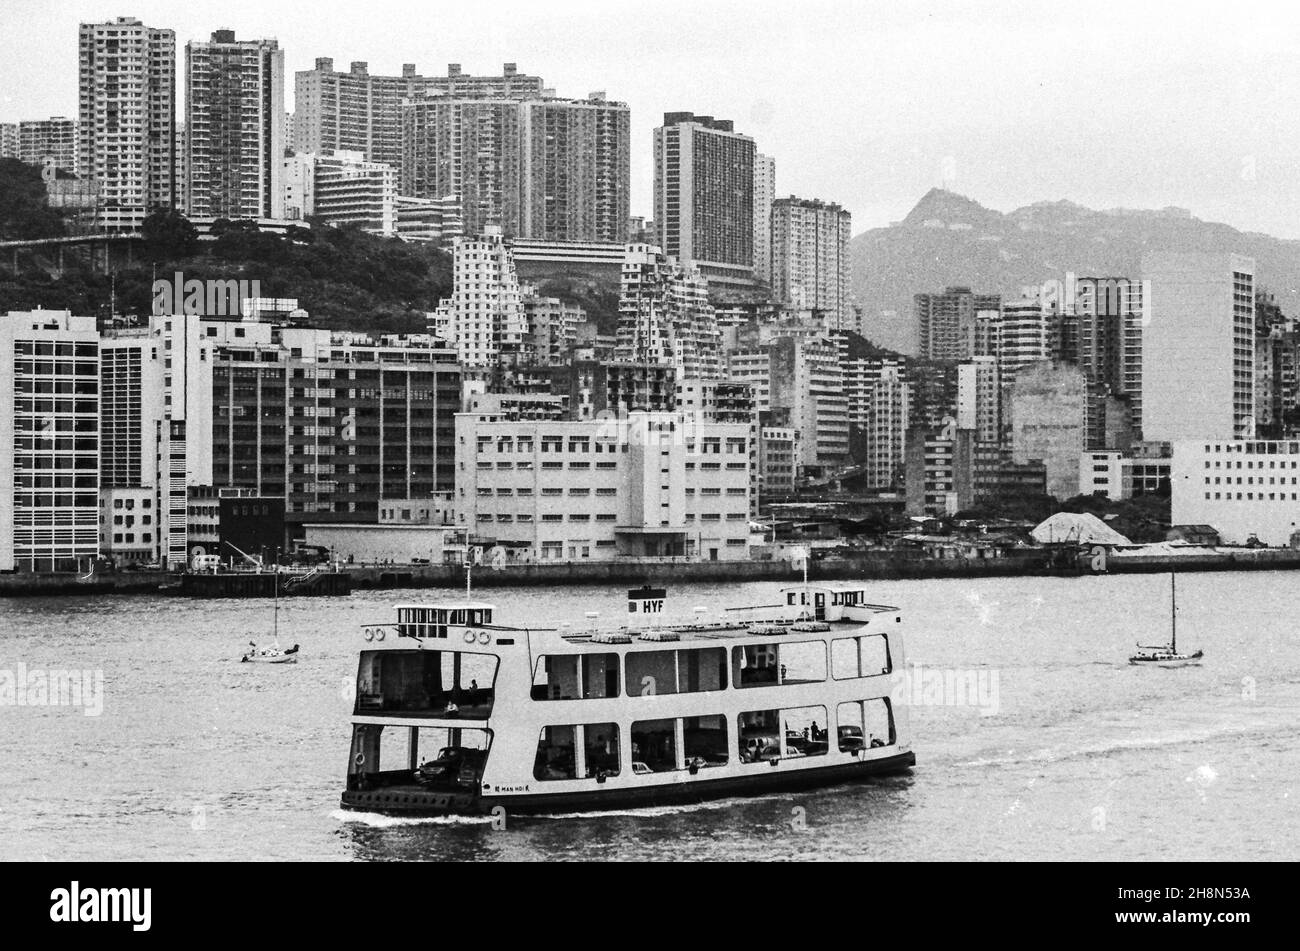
[3,0,1300,238]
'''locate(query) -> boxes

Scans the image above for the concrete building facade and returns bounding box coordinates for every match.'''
[1171,439,1300,545]
[770,196,851,329]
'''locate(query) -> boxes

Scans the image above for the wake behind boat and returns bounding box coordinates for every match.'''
[1130,573,1202,668]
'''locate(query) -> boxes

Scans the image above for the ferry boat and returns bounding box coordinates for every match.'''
[340,584,915,816]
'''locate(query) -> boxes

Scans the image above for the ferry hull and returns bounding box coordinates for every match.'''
[341,751,916,817]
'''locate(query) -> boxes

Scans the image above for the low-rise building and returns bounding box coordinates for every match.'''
[1171,439,1300,545]
[455,410,752,561]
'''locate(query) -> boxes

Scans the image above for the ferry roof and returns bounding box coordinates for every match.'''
[396,601,498,612]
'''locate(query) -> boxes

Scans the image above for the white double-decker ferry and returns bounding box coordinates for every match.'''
[341,584,915,815]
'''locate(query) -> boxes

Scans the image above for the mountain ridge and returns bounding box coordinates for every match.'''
[851,188,1300,353]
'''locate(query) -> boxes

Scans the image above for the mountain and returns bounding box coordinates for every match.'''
[851,187,1300,354]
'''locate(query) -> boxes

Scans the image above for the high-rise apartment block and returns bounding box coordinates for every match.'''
[1141,252,1255,443]
[429,228,528,374]
[999,297,1051,381]
[915,287,1001,362]
[284,150,397,235]
[294,60,544,172]
[18,118,79,174]
[770,196,852,329]
[615,245,721,378]
[401,94,630,241]
[78,18,176,223]
[0,123,18,159]
[1,311,101,572]
[185,30,285,218]
[752,153,775,283]
[957,356,1001,445]
[653,112,755,285]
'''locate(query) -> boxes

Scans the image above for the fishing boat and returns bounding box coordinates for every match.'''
[240,562,300,664]
[1130,573,1202,667]
[340,582,915,816]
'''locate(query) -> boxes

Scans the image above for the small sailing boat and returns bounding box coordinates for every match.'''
[241,557,300,664]
[1130,573,1202,667]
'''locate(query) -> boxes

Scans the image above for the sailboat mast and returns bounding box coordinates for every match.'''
[274,548,280,642]
[1170,572,1176,652]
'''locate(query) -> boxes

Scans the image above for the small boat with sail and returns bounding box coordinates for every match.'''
[239,555,300,664]
[1130,573,1202,667]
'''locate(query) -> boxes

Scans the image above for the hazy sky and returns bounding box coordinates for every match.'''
[3,0,1299,238]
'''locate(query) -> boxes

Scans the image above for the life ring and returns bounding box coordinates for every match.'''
[375,629,385,641]
[354,752,365,766]
[464,631,476,644]
[364,629,374,641]
[477,631,490,645]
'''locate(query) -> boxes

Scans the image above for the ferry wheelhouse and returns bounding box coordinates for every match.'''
[341,584,915,815]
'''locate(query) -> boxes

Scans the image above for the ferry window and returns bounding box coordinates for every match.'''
[625,647,727,696]
[831,634,892,679]
[346,724,491,793]
[683,714,729,768]
[533,723,620,781]
[838,699,896,750]
[532,654,620,700]
[738,706,828,761]
[355,650,498,718]
[733,640,826,688]
[630,718,677,773]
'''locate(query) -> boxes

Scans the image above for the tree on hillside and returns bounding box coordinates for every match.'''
[0,158,65,241]
[140,209,199,261]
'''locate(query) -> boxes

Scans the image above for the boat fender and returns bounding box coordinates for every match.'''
[464,631,476,644]
[596,771,607,784]
[354,752,365,766]
[688,762,698,776]
[769,758,779,767]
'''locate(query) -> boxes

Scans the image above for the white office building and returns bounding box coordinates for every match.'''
[455,411,752,561]
[1172,439,1300,545]
[1142,252,1255,443]
[1,311,101,572]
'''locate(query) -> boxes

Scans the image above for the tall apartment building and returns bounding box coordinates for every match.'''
[1,311,101,572]
[284,150,397,235]
[999,297,1051,380]
[915,287,1001,361]
[1142,252,1255,442]
[653,112,755,284]
[524,293,587,366]
[210,325,460,526]
[1075,275,1145,435]
[957,356,1001,445]
[402,94,630,241]
[770,197,852,328]
[0,123,18,159]
[753,153,776,283]
[294,60,544,171]
[429,228,528,375]
[185,30,285,219]
[18,117,79,174]
[455,410,752,561]
[78,17,176,223]
[614,245,721,378]
[728,335,847,473]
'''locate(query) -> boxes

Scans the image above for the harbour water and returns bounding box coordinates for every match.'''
[1,571,1297,861]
